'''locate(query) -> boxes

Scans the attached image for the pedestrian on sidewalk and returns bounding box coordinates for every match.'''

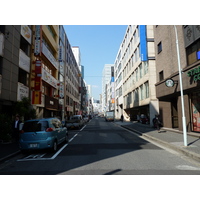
[121,114,124,122]
[154,114,162,133]
[12,115,22,143]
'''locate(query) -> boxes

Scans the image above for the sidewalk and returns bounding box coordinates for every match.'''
[115,120,200,163]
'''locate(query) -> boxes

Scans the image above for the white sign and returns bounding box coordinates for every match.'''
[59,45,62,62]
[21,25,32,44]
[17,83,29,101]
[19,49,30,73]
[42,43,58,69]
[0,33,4,56]
[34,39,41,56]
[59,82,64,98]
[42,68,58,89]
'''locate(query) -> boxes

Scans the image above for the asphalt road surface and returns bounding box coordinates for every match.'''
[1,117,200,175]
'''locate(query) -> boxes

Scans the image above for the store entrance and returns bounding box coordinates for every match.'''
[171,98,178,128]
[191,92,200,132]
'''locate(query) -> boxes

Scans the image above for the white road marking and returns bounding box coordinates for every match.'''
[17,133,79,162]
[176,165,200,171]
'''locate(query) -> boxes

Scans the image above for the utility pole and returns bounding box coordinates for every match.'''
[174,25,187,146]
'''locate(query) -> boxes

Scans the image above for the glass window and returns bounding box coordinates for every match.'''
[144,81,149,98]
[140,85,144,100]
[144,61,148,75]
[191,92,200,132]
[136,68,138,81]
[139,63,143,78]
[159,71,164,81]
[157,42,162,54]
[23,121,49,132]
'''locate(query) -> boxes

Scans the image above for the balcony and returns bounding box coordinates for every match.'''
[42,43,58,70]
[42,68,58,89]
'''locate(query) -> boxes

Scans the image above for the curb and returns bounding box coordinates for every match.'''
[121,125,200,163]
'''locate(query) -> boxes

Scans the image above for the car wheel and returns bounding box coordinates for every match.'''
[52,140,57,152]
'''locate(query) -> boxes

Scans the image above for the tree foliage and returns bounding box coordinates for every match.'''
[14,97,36,121]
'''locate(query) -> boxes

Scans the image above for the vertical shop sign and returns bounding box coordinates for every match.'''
[34,25,42,56]
[59,45,62,62]
[34,60,42,90]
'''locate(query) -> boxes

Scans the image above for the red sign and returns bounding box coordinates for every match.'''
[34,60,42,90]
[35,60,42,74]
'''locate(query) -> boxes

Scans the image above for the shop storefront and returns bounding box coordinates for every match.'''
[156,62,200,134]
[191,92,200,132]
[44,95,59,118]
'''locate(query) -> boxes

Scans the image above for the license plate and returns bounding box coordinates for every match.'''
[30,143,38,148]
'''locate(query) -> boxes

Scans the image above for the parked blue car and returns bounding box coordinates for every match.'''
[19,118,68,152]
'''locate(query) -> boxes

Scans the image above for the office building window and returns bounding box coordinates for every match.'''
[144,81,149,99]
[159,70,164,81]
[144,61,148,75]
[157,42,162,54]
[186,40,200,65]
[140,85,144,100]
[139,63,143,79]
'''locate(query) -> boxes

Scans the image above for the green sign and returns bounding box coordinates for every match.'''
[187,66,200,81]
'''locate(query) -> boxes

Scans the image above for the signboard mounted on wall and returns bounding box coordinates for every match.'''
[165,79,175,87]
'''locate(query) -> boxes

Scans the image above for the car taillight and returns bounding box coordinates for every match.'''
[46,128,53,132]
[20,130,24,134]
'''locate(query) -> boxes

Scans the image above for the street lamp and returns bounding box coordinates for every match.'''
[174,25,187,147]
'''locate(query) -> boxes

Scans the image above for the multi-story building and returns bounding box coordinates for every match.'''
[71,47,88,115]
[0,25,84,121]
[102,64,114,113]
[0,25,32,115]
[58,25,66,120]
[120,25,159,125]
[115,48,123,120]
[64,37,81,118]
[31,25,60,118]
[153,25,200,133]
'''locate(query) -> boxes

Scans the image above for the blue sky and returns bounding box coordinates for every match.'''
[64,25,127,100]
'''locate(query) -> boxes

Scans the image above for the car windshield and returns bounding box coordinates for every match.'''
[23,121,49,132]
[71,117,79,120]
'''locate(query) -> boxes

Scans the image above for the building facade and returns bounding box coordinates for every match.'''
[0,25,31,115]
[154,25,200,133]
[102,64,114,113]
[115,46,123,120]
[119,25,159,125]
[0,25,87,121]
[31,25,60,118]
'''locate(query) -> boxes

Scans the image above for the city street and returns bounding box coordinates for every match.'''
[1,117,200,175]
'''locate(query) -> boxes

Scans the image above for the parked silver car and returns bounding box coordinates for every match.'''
[66,115,85,129]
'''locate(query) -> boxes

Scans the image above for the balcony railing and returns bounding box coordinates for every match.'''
[42,42,58,70]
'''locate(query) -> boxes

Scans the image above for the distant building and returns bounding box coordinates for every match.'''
[102,64,114,112]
